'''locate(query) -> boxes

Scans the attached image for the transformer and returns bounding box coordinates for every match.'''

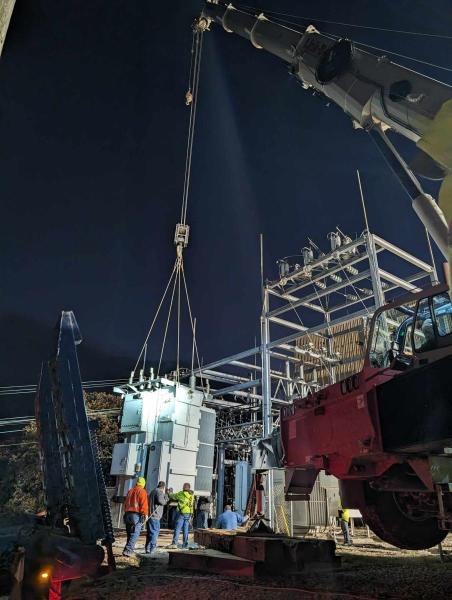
[111,377,215,500]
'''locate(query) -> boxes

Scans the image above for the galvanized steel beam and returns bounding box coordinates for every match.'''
[267,270,372,318]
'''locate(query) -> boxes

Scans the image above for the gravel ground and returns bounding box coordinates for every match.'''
[63,529,452,600]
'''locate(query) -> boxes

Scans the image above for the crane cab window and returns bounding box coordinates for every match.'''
[413,298,435,352]
[402,324,414,355]
[413,292,452,353]
[432,293,452,337]
[369,301,416,368]
[393,319,414,356]
[369,312,392,367]
[369,292,452,366]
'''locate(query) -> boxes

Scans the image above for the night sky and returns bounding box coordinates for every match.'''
[2,0,452,416]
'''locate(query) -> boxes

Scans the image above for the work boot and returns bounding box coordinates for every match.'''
[167,543,178,549]
[122,551,134,557]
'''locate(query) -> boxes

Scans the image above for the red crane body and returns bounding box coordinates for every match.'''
[280,285,452,548]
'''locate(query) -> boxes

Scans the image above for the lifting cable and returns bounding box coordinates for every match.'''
[181,260,206,392]
[132,19,207,386]
[181,25,205,225]
[237,3,452,74]
[239,3,452,41]
[133,261,178,374]
[157,265,179,377]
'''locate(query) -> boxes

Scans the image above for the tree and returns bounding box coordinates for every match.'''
[0,422,43,513]
[85,392,123,485]
[0,392,121,514]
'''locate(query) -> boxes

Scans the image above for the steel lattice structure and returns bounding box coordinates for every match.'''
[198,229,438,450]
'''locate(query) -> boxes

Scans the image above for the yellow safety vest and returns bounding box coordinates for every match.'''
[341,508,350,523]
[338,499,350,523]
[170,491,194,514]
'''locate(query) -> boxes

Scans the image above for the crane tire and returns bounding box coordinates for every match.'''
[360,484,447,550]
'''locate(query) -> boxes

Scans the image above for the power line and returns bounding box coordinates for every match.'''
[0,377,127,390]
[0,378,129,397]
[0,380,128,392]
[0,429,26,435]
[0,409,121,431]
[0,442,39,448]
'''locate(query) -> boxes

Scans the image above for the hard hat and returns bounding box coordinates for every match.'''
[136,477,146,487]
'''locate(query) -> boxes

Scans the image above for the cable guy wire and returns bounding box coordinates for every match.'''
[237,4,452,73]
[239,3,452,40]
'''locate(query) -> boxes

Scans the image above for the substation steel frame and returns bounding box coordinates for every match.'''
[194,231,437,524]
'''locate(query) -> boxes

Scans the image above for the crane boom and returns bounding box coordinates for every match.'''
[200,1,452,266]
[202,1,452,142]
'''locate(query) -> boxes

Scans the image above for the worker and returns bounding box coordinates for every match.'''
[144,481,168,556]
[216,504,248,530]
[338,500,352,545]
[196,496,211,529]
[167,483,194,548]
[122,477,149,557]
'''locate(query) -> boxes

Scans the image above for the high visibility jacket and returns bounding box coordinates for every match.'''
[169,490,194,514]
[338,500,350,523]
[341,509,350,523]
[124,485,149,516]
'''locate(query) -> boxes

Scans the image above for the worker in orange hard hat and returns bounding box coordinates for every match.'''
[123,477,149,557]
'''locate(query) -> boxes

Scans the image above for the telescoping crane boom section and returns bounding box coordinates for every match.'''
[200,1,452,275]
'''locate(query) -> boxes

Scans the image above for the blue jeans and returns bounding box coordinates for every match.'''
[146,517,161,553]
[196,511,208,529]
[341,520,351,544]
[124,512,142,553]
[172,512,191,547]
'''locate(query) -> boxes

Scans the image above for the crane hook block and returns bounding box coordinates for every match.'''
[185,89,193,106]
[174,223,190,248]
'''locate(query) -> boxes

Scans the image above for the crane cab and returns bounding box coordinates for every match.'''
[367,284,452,372]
